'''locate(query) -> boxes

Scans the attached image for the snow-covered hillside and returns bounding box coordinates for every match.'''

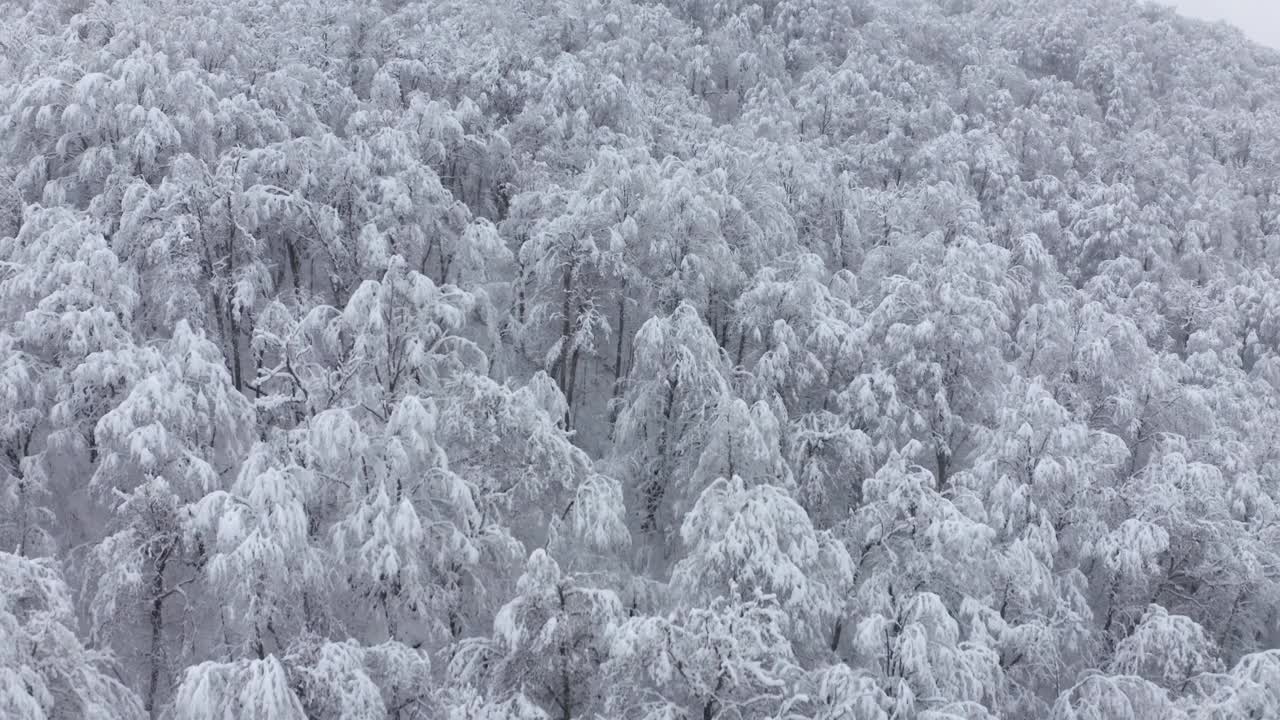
[5,0,1280,717]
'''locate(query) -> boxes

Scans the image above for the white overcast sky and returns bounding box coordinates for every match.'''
[1164,0,1280,48]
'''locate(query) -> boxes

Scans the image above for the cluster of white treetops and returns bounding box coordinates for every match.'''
[4,0,1280,718]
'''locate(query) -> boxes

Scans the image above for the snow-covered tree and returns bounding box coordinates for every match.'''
[454,549,622,720]
[0,552,145,720]
[86,321,254,714]
[610,303,730,549]
[674,475,850,651]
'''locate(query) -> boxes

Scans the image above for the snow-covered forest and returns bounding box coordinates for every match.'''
[4,0,1280,716]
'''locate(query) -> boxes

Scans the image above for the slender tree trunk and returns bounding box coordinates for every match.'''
[936,447,950,487]
[566,345,581,424]
[555,584,573,720]
[146,550,171,719]
[1102,574,1123,648]
[438,245,450,286]
[516,259,528,325]
[198,221,228,380]
[229,313,243,392]
[285,234,301,293]
[558,268,575,388]
[610,292,627,426]
[702,673,725,720]
[225,195,243,392]
[8,437,31,556]
[643,377,679,533]
[559,653,573,720]
[556,257,578,426]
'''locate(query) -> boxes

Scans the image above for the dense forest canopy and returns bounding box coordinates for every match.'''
[4,0,1280,717]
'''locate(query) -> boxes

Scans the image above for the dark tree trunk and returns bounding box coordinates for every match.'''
[145,550,171,719]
